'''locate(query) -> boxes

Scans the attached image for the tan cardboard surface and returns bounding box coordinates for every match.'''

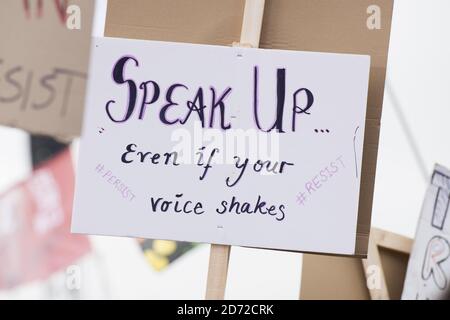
[259,1,394,255]
[301,254,371,300]
[0,0,94,137]
[105,0,394,256]
[379,247,410,299]
[105,0,244,45]
[300,228,412,300]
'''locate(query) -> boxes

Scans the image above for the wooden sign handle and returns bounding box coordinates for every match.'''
[205,0,265,300]
[236,0,265,48]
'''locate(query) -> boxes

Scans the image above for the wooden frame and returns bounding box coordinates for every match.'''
[363,228,412,299]
[300,228,413,300]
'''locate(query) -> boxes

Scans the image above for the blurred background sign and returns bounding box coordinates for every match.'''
[0,149,90,289]
[138,239,197,272]
[0,0,94,138]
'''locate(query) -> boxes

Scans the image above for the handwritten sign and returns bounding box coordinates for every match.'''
[0,0,94,137]
[72,37,370,255]
[402,165,450,299]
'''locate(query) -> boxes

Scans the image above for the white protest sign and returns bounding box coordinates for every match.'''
[72,37,370,255]
[402,165,450,300]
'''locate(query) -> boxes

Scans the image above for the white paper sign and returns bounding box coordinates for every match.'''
[72,37,370,255]
[402,165,450,299]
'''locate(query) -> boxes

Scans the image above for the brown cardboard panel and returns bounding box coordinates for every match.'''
[105,0,244,45]
[259,0,394,256]
[301,254,370,300]
[105,0,394,255]
[378,247,409,299]
[300,229,412,300]
[300,249,408,300]
[0,0,94,138]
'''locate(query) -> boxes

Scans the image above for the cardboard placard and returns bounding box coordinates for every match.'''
[103,0,393,256]
[72,36,370,254]
[300,228,413,300]
[0,0,94,137]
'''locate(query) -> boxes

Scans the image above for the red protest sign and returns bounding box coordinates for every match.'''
[0,149,90,289]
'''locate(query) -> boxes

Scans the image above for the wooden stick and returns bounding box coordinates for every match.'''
[205,0,265,300]
[206,244,231,300]
[239,0,266,48]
